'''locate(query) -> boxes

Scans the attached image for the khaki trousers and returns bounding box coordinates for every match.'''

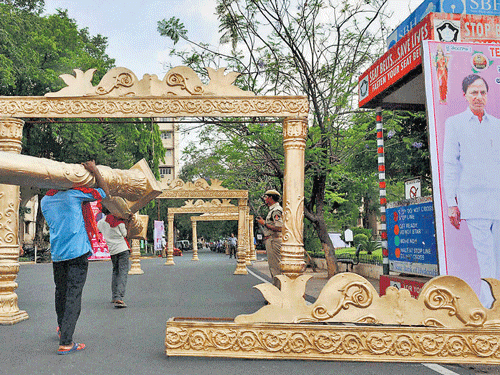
[265,236,282,287]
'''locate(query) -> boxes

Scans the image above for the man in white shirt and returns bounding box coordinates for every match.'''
[443,74,500,308]
[97,208,131,308]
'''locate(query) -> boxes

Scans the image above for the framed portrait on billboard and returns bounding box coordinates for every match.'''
[423,40,500,307]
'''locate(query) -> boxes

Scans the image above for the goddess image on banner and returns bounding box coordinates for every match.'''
[423,40,500,308]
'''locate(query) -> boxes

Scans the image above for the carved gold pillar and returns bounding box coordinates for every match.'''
[234,199,247,275]
[281,117,307,278]
[0,117,28,324]
[249,214,256,261]
[128,239,144,275]
[128,214,148,275]
[165,213,175,265]
[191,221,199,261]
[0,153,161,214]
[245,210,251,266]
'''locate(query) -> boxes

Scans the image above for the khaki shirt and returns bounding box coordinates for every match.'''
[262,202,283,237]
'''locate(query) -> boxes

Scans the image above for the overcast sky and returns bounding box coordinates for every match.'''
[43,0,422,78]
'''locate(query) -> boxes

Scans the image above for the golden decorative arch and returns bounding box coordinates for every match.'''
[165,199,249,274]
[5,65,495,365]
[189,213,256,264]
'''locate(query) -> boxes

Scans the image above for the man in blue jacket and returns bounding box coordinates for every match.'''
[41,161,110,355]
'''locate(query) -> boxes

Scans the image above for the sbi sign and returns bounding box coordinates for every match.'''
[387,0,500,49]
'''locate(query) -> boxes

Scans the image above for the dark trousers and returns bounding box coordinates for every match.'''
[111,251,129,301]
[53,253,89,346]
[229,244,237,258]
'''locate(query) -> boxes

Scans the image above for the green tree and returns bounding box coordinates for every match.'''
[0,3,166,244]
[158,0,391,277]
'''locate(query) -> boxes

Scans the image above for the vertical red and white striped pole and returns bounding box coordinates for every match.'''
[376,107,389,275]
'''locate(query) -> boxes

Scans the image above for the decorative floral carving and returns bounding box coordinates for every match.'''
[0,97,308,118]
[282,196,304,245]
[166,321,500,363]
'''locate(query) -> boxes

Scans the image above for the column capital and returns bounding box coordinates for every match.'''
[283,117,307,142]
[0,117,24,153]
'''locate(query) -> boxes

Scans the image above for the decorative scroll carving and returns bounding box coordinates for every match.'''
[0,97,309,118]
[164,178,227,191]
[166,274,500,363]
[45,66,254,98]
[234,274,500,328]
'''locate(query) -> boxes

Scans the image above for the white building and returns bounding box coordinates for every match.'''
[157,119,180,184]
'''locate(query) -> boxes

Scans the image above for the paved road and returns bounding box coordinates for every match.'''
[2,249,497,375]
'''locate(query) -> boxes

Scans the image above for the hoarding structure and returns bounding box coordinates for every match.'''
[423,40,500,307]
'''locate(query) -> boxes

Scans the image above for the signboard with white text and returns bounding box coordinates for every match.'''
[359,12,500,108]
[388,0,500,49]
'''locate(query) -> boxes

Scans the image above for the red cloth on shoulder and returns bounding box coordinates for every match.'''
[105,214,125,228]
[104,214,130,249]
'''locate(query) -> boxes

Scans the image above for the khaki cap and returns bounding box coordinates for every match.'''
[264,189,281,198]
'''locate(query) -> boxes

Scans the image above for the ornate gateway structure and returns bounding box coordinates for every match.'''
[2,65,496,364]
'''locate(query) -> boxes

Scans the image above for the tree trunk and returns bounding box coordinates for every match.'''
[34,195,46,246]
[313,216,338,278]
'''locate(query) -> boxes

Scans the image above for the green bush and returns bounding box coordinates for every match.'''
[360,238,382,255]
[353,233,368,247]
[352,227,373,239]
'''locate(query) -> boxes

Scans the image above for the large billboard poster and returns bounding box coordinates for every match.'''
[423,40,500,307]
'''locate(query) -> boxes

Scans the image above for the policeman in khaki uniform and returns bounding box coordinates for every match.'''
[256,189,283,287]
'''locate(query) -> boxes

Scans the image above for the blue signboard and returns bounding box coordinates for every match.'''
[387,0,500,49]
[386,199,438,276]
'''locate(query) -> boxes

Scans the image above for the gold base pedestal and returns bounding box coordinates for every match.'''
[0,310,29,325]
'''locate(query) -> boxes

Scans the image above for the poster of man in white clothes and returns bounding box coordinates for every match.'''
[423,40,500,308]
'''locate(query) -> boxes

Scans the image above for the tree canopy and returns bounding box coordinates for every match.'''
[158,0,430,276]
[0,2,166,242]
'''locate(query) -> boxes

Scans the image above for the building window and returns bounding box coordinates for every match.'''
[165,150,172,158]
[161,131,172,140]
[160,167,172,178]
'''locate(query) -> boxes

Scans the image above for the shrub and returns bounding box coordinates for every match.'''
[360,238,382,255]
[353,233,368,247]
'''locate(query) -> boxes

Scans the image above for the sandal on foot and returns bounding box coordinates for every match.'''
[114,301,127,308]
[57,342,85,355]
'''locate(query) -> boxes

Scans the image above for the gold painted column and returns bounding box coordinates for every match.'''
[165,214,175,266]
[245,210,251,266]
[165,213,175,265]
[191,221,199,261]
[281,117,307,279]
[233,199,248,275]
[128,239,144,275]
[0,117,28,324]
[249,215,256,261]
